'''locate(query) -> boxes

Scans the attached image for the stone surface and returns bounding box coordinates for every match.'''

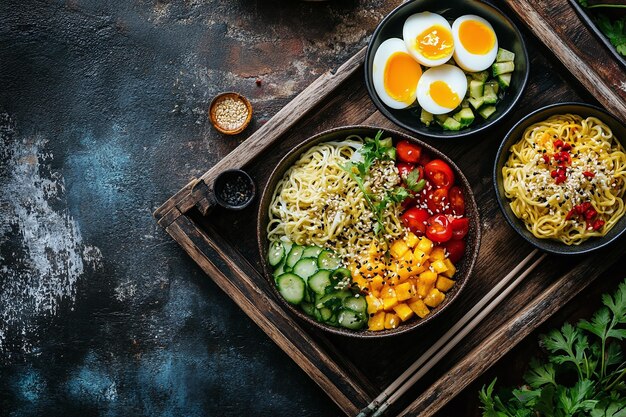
[0,0,401,415]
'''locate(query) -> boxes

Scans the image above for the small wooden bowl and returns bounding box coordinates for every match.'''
[209,92,252,135]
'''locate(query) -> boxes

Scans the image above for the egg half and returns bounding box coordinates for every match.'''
[452,15,498,72]
[403,12,455,67]
[372,38,423,109]
[416,64,467,115]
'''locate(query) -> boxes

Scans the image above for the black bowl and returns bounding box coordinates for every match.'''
[493,102,626,255]
[364,0,529,139]
[257,126,481,337]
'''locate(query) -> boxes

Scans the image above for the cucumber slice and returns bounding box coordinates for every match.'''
[319,307,333,321]
[496,73,512,89]
[496,48,515,63]
[454,107,475,127]
[420,108,434,127]
[301,301,315,316]
[483,84,498,105]
[309,270,332,295]
[338,309,366,330]
[469,79,484,99]
[293,257,318,281]
[315,290,352,309]
[286,245,304,268]
[268,241,285,267]
[302,246,323,259]
[273,263,286,282]
[442,117,462,131]
[276,273,305,305]
[470,70,489,82]
[343,296,367,314]
[486,80,499,95]
[317,250,341,270]
[492,61,515,76]
[468,97,485,110]
[478,105,497,120]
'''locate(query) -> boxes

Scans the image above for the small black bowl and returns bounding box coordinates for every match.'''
[213,169,256,210]
[364,0,529,139]
[493,102,626,255]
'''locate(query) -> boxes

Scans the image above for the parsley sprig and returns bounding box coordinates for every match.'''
[578,1,626,57]
[480,279,626,417]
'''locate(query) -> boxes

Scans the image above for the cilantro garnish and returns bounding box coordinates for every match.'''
[577,1,626,57]
[479,279,626,416]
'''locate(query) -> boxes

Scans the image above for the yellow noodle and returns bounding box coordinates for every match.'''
[503,114,626,245]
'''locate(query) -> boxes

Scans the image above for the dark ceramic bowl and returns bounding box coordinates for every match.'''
[257,126,481,337]
[364,0,529,139]
[494,102,626,255]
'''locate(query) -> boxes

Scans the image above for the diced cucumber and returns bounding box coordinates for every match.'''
[483,84,498,105]
[276,273,305,305]
[442,117,462,131]
[461,99,470,108]
[379,137,393,148]
[453,107,475,127]
[338,309,366,330]
[434,114,448,126]
[292,257,319,281]
[486,80,499,95]
[308,270,332,295]
[478,105,497,120]
[468,97,485,110]
[286,245,304,268]
[301,301,315,316]
[302,246,323,259]
[492,61,515,76]
[496,48,515,63]
[469,79,484,99]
[317,250,342,270]
[496,73,512,89]
[343,296,367,314]
[470,70,490,82]
[420,108,434,127]
[268,241,285,267]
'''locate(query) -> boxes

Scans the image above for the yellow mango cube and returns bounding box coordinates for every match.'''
[442,258,457,278]
[431,259,448,274]
[408,299,431,318]
[416,237,434,255]
[370,275,384,292]
[366,294,383,314]
[417,270,437,298]
[430,246,446,261]
[367,241,379,257]
[382,296,398,311]
[402,250,417,267]
[395,263,416,281]
[360,261,384,278]
[393,303,414,322]
[405,232,419,248]
[395,282,414,301]
[413,249,427,264]
[368,311,385,331]
[436,276,455,292]
[390,240,410,259]
[384,313,400,329]
[352,273,369,290]
[424,288,446,308]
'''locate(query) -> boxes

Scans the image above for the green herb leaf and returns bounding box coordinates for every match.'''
[405,168,426,193]
[596,15,626,57]
[524,358,557,389]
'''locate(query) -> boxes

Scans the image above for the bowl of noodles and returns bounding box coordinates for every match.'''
[257,126,480,337]
[494,102,626,255]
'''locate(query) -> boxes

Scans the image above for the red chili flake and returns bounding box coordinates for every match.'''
[566,208,576,220]
[554,139,564,148]
[577,202,591,214]
[555,175,566,184]
[591,219,605,231]
[583,171,595,178]
[550,170,558,178]
[584,208,597,220]
[561,143,572,151]
[542,154,551,164]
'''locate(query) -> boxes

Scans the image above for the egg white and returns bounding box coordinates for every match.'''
[416,64,467,115]
[452,15,498,72]
[403,12,454,67]
[372,38,420,109]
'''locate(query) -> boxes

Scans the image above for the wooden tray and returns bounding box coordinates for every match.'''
[153,1,626,415]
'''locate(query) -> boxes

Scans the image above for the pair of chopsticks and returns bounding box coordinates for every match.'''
[357,249,546,417]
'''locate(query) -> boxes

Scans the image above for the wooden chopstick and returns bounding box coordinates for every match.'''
[357,249,545,417]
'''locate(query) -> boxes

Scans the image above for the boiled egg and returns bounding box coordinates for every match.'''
[416,64,467,115]
[452,15,498,72]
[372,38,423,109]
[403,12,455,67]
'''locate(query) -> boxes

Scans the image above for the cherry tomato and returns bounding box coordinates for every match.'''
[426,188,449,214]
[443,239,465,263]
[397,162,415,180]
[401,207,430,235]
[448,186,465,216]
[450,217,469,240]
[424,159,455,188]
[419,152,432,166]
[396,140,422,164]
[426,214,452,243]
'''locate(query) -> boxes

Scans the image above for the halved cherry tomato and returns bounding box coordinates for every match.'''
[443,239,465,263]
[424,159,455,188]
[450,217,469,240]
[401,207,430,235]
[448,186,465,216]
[397,140,422,164]
[426,188,449,214]
[397,162,415,180]
[426,214,452,243]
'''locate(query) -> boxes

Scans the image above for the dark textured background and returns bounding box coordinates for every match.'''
[0,1,402,415]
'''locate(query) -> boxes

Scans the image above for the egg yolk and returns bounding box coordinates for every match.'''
[384,52,422,104]
[459,20,495,55]
[429,80,460,109]
[415,25,454,60]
